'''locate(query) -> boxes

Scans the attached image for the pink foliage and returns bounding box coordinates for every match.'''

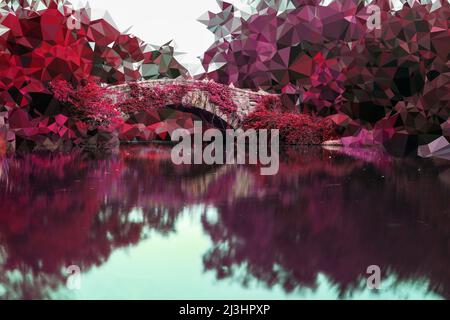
[47,80,241,146]
[246,94,337,145]
[243,109,337,145]
[201,81,237,114]
[117,81,237,116]
[302,53,346,113]
[256,95,284,112]
[117,83,189,114]
[49,79,336,146]
[49,80,122,126]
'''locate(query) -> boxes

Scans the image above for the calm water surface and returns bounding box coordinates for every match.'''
[0,145,449,300]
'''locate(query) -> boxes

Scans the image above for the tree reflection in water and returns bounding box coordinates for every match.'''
[0,145,449,299]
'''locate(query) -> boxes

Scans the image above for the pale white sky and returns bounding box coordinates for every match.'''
[74,0,246,74]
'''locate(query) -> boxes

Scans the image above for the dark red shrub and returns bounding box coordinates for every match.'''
[243,109,337,145]
[256,95,284,112]
[0,134,5,157]
[49,80,122,126]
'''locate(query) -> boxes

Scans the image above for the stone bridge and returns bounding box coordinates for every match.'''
[107,79,274,128]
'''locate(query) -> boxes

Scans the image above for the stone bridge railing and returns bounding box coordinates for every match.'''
[107,79,274,128]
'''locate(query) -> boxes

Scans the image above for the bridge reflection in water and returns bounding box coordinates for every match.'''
[0,145,449,299]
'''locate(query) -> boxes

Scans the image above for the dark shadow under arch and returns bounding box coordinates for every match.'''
[164,104,232,131]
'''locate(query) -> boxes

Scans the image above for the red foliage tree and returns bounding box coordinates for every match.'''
[49,80,122,126]
[244,95,337,145]
[0,0,186,152]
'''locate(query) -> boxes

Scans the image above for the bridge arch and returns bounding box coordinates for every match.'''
[163,104,232,131]
[107,79,274,129]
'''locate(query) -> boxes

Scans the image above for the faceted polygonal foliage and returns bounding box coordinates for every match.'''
[200,0,450,153]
